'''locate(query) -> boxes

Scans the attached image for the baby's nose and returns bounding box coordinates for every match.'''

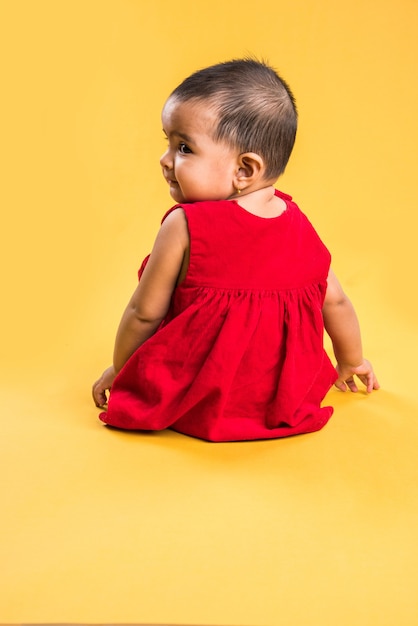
[160,148,172,170]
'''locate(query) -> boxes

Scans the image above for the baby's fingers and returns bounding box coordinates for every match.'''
[363,373,380,393]
[345,376,359,393]
[352,365,380,393]
[92,380,108,408]
[334,378,349,392]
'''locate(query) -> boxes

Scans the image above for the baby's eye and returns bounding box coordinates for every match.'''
[178,142,192,154]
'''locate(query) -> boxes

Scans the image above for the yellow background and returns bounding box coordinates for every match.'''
[1,1,418,625]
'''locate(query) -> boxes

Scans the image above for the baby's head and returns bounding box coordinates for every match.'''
[169,58,297,179]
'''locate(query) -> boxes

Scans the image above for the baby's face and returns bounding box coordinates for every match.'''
[160,97,240,203]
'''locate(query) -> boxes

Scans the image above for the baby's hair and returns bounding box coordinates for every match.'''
[169,58,298,179]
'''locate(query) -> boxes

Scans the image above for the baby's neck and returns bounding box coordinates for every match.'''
[232,185,286,218]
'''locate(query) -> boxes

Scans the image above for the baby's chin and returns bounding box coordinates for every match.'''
[169,189,195,204]
[170,192,182,201]
[168,184,186,204]
[169,190,230,204]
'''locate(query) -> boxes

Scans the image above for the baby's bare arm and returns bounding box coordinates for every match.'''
[112,208,189,371]
[323,269,379,393]
[92,208,189,407]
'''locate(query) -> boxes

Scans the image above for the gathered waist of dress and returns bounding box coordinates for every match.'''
[176,280,328,296]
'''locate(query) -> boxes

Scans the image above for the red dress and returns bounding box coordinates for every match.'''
[100,190,338,441]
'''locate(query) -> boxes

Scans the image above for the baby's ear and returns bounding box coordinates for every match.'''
[235,152,265,185]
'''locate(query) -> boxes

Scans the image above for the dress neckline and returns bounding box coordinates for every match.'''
[230,189,291,221]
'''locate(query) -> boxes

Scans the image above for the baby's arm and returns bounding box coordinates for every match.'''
[322,269,379,393]
[92,208,189,407]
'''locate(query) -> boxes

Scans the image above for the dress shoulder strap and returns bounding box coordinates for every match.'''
[160,204,183,224]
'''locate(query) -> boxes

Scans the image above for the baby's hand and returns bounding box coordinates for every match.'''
[92,365,117,408]
[335,359,380,394]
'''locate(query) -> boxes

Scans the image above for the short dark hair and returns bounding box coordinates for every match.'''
[170,58,298,179]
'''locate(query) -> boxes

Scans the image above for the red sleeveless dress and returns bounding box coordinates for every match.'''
[100,190,338,441]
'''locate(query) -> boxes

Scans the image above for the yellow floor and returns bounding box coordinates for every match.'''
[2,0,418,624]
[1,325,418,625]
